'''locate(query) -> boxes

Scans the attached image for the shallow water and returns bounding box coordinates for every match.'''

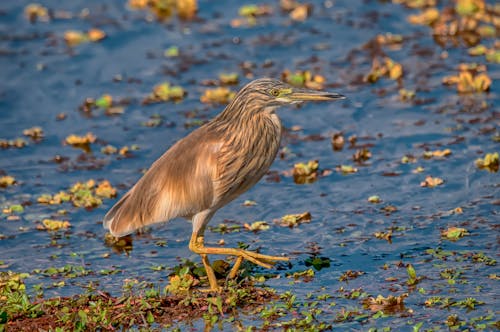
[1,0,498,330]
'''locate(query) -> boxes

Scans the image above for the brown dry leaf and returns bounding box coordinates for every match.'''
[106,107,125,116]
[407,8,440,25]
[401,155,417,163]
[368,195,381,203]
[64,28,106,46]
[292,160,319,184]
[243,221,270,232]
[24,3,50,22]
[423,149,452,159]
[218,73,239,85]
[374,230,392,243]
[144,82,185,104]
[176,0,197,20]
[129,0,198,21]
[277,212,312,228]
[292,160,318,177]
[392,0,436,9]
[468,44,488,56]
[65,132,97,146]
[375,33,404,46]
[412,166,425,173]
[443,64,492,93]
[37,191,71,205]
[87,28,106,42]
[0,138,28,149]
[381,205,398,214]
[64,30,88,46]
[473,73,492,92]
[386,58,403,80]
[200,87,235,104]
[22,126,44,140]
[363,294,408,313]
[339,270,365,282]
[455,0,484,16]
[119,146,131,156]
[95,180,117,198]
[331,133,345,151]
[420,175,444,187]
[336,165,358,174]
[280,0,300,11]
[128,0,149,9]
[104,233,133,254]
[353,148,371,163]
[399,89,416,101]
[289,4,310,21]
[101,145,118,155]
[364,57,403,83]
[0,176,16,188]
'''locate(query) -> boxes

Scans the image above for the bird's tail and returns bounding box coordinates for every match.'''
[103,191,137,237]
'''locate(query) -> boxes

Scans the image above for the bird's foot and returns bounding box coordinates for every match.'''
[227,252,290,279]
[189,235,289,289]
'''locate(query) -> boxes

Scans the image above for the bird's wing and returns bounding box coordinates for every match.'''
[103,128,221,237]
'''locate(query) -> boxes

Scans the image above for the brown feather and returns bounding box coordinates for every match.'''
[104,127,221,236]
[103,78,342,238]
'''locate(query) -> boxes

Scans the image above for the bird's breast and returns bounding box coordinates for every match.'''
[212,113,282,206]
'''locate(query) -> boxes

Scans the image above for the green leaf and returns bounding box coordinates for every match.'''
[164,46,179,57]
[146,311,155,324]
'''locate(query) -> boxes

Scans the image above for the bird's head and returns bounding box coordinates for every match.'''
[216,78,345,122]
[239,78,345,109]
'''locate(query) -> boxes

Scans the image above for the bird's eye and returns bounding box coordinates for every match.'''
[269,89,280,97]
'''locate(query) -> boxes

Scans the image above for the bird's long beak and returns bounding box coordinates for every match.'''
[289,88,345,101]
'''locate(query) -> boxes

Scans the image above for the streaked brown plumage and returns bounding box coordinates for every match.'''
[103,78,344,290]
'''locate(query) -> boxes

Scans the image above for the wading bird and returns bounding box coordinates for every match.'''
[103,78,344,290]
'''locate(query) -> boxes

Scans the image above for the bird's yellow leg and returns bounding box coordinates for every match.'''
[228,256,244,279]
[189,233,289,273]
[199,253,220,291]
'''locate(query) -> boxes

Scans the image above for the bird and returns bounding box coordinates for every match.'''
[103,78,345,290]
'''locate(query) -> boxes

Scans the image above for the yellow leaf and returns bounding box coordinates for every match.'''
[65,132,96,146]
[95,180,117,198]
[337,165,358,174]
[473,73,491,92]
[441,227,468,241]
[218,73,239,85]
[128,0,148,9]
[176,0,197,20]
[407,8,440,25]
[41,219,71,231]
[420,175,444,187]
[24,3,50,22]
[292,160,319,176]
[289,4,309,21]
[423,149,452,159]
[278,212,312,228]
[475,152,499,172]
[389,63,403,80]
[64,30,88,46]
[87,28,106,42]
[363,294,408,313]
[0,176,16,188]
[243,221,270,232]
[200,87,235,104]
